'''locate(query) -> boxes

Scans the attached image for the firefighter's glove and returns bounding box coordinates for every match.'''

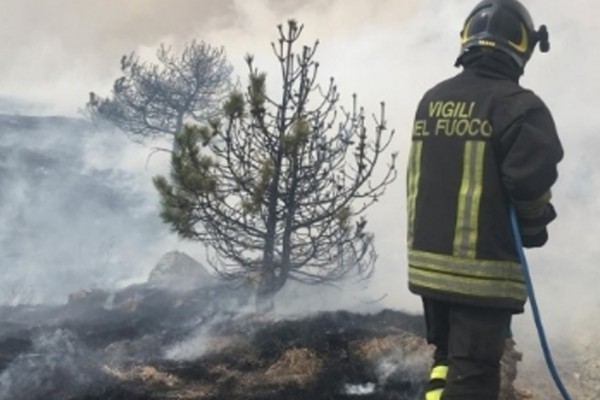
[518,203,556,248]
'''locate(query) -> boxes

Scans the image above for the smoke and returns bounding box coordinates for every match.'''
[0,329,102,400]
[1,1,599,384]
[0,0,421,116]
[0,117,185,304]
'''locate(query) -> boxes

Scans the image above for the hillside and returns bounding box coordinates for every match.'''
[1,280,532,400]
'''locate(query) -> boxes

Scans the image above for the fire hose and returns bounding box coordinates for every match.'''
[509,205,572,400]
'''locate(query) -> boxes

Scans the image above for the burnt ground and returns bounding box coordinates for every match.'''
[0,284,547,400]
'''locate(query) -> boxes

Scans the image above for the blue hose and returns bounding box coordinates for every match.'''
[509,205,572,400]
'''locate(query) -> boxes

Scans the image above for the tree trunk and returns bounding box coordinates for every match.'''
[255,277,276,313]
[172,115,184,152]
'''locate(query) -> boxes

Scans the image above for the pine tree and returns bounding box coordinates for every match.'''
[85,41,233,144]
[154,20,397,310]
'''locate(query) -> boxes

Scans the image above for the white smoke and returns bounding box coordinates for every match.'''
[1,3,599,390]
[0,329,99,400]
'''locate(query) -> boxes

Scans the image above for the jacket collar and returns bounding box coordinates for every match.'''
[461,49,523,83]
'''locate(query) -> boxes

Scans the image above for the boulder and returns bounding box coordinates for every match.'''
[147,251,217,291]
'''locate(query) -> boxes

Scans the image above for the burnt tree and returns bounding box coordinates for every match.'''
[154,20,397,309]
[85,40,233,143]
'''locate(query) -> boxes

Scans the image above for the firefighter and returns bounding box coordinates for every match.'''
[406,0,563,399]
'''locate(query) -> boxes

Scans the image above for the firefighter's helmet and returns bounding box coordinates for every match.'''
[455,0,550,68]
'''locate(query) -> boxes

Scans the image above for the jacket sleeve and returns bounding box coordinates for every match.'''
[495,93,563,248]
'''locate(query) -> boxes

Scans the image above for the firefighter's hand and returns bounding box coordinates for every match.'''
[518,204,556,248]
[521,227,548,248]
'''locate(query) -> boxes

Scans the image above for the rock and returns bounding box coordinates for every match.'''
[148,251,217,291]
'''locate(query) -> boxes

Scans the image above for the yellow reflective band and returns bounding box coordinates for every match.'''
[468,141,485,253]
[409,266,527,302]
[461,17,473,44]
[409,249,523,281]
[430,365,448,381]
[407,141,423,247]
[508,24,529,53]
[453,141,486,259]
[426,388,443,400]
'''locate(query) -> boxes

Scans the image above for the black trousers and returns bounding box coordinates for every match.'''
[422,297,512,400]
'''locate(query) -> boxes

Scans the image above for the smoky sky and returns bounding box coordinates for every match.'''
[0,0,420,112]
[1,0,600,368]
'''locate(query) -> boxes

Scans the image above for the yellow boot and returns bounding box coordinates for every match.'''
[424,364,448,400]
[425,388,443,400]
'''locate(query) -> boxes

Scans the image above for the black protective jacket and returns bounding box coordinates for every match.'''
[406,53,563,312]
